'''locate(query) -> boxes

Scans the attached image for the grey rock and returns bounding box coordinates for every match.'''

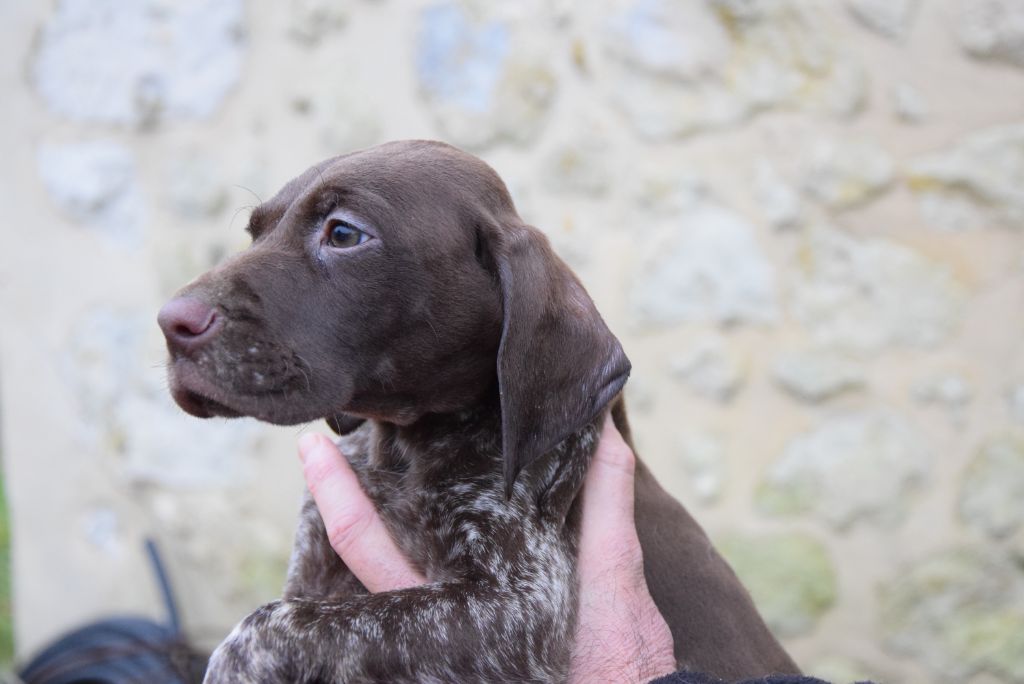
[678,429,727,504]
[891,82,929,123]
[31,0,245,126]
[908,122,1024,231]
[540,134,610,196]
[846,0,920,40]
[788,227,965,351]
[959,435,1024,539]
[671,335,747,402]
[416,1,557,149]
[1012,384,1024,423]
[717,531,837,638]
[297,87,384,156]
[604,0,731,82]
[603,0,866,139]
[956,0,1024,68]
[757,410,930,529]
[37,140,145,247]
[164,153,229,220]
[630,193,777,327]
[772,347,866,402]
[801,138,895,210]
[880,548,1024,682]
[751,160,802,230]
[61,308,262,487]
[912,372,973,410]
[805,656,887,684]
[288,0,348,45]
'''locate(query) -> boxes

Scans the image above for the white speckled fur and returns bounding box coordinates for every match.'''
[205,410,601,683]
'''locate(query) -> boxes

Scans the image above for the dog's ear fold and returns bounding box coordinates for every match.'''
[326,414,365,435]
[485,221,631,498]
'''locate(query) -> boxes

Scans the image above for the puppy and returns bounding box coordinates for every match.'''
[159,140,797,683]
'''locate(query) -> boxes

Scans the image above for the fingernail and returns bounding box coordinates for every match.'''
[298,433,321,463]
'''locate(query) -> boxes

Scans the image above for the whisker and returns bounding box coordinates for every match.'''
[292,353,314,393]
[230,204,258,232]
[233,184,263,207]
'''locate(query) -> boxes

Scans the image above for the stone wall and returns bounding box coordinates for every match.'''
[1,1,1022,682]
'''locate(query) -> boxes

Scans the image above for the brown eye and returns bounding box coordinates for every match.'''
[327,221,370,249]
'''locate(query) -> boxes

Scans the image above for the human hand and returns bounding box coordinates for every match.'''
[568,415,676,683]
[297,415,676,683]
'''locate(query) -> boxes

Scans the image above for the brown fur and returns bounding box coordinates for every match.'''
[159,140,798,682]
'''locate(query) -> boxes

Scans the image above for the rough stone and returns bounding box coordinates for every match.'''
[295,87,384,156]
[630,171,707,217]
[603,0,866,140]
[805,657,886,684]
[891,82,928,123]
[604,0,732,82]
[846,0,920,40]
[416,2,557,149]
[907,123,1024,231]
[81,508,122,557]
[956,0,1024,69]
[146,490,293,612]
[31,0,245,127]
[801,138,895,210]
[788,227,965,351]
[1012,384,1024,423]
[624,376,655,415]
[540,134,610,196]
[717,532,837,638]
[61,309,261,487]
[912,373,973,410]
[163,153,228,220]
[959,435,1024,539]
[880,548,1024,682]
[677,429,726,504]
[37,140,145,247]
[288,0,348,45]
[772,347,866,402]
[751,160,802,230]
[630,191,777,327]
[756,410,930,529]
[671,335,747,402]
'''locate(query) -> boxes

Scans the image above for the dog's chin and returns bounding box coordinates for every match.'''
[170,382,242,419]
[166,359,327,425]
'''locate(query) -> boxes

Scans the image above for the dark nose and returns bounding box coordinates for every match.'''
[158,297,220,356]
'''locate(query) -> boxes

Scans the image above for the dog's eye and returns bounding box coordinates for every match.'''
[326,221,370,249]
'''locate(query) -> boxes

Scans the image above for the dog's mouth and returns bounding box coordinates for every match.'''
[167,360,245,419]
[165,355,339,426]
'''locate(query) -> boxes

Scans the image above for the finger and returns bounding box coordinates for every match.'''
[298,433,426,592]
[580,414,638,546]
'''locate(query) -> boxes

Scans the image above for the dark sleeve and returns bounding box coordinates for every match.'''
[650,672,863,684]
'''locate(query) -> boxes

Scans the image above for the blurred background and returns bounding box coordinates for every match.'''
[1,0,1023,682]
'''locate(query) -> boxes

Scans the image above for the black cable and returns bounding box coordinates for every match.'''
[17,539,207,684]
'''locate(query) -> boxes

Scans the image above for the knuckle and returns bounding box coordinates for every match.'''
[611,543,647,582]
[325,507,373,558]
[595,439,636,474]
[302,454,341,496]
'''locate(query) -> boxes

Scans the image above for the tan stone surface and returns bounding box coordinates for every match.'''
[1,1,1023,681]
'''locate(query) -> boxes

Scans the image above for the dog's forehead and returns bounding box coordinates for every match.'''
[321,141,508,202]
[252,141,517,244]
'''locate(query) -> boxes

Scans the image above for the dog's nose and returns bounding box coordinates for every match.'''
[158,297,220,355]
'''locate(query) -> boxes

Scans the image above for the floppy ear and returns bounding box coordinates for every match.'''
[486,221,631,497]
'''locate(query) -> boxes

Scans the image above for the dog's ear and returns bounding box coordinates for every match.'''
[326,414,365,435]
[484,221,631,497]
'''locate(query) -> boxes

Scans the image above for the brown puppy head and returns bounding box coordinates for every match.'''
[159,140,630,491]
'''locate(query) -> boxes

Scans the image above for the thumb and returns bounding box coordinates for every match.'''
[299,432,426,592]
[580,415,638,550]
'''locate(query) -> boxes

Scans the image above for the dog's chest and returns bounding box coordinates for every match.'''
[337,418,587,586]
